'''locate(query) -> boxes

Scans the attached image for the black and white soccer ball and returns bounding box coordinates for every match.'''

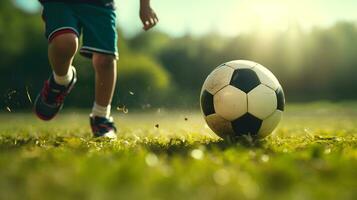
[200,60,285,140]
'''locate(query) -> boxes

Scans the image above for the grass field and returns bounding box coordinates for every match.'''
[0,102,356,200]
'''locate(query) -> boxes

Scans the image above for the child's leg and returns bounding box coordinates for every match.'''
[74,3,118,138]
[48,33,78,76]
[34,32,79,121]
[41,2,81,83]
[89,53,117,139]
[91,53,117,117]
[34,2,80,121]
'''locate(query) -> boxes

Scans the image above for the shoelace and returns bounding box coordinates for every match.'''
[41,80,67,106]
[55,92,67,105]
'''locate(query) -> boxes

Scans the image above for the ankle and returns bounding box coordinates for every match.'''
[53,66,74,86]
[91,102,111,118]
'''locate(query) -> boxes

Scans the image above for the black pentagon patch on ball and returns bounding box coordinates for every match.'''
[276,87,285,111]
[231,113,262,136]
[230,69,261,93]
[201,90,215,116]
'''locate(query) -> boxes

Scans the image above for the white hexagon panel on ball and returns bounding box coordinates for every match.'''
[225,60,258,70]
[202,65,234,95]
[252,64,281,91]
[205,114,235,137]
[213,85,247,121]
[258,110,282,138]
[247,84,277,120]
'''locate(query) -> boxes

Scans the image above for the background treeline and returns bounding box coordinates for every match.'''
[1,0,357,111]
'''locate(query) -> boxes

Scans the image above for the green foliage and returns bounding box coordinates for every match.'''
[129,31,171,56]
[116,53,170,107]
[0,0,172,109]
[0,103,356,200]
[151,25,357,102]
[2,0,357,110]
[0,1,49,110]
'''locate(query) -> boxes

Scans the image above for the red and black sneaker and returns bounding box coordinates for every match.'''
[90,114,117,139]
[34,67,77,121]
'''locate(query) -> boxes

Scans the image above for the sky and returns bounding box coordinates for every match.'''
[15,0,357,37]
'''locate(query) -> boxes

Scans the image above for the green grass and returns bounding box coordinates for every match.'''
[0,102,356,200]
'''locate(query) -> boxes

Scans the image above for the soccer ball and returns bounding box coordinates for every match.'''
[200,60,285,140]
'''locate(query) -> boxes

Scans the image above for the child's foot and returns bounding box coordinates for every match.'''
[90,115,117,139]
[34,67,77,121]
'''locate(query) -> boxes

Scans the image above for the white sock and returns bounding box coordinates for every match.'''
[91,102,111,118]
[53,66,74,86]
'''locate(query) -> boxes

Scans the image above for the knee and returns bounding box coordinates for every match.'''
[93,53,116,71]
[49,33,78,58]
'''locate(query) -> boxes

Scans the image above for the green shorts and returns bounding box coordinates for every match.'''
[42,2,118,59]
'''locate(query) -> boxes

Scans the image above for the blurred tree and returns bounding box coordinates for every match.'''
[129,31,171,56]
[0,0,172,110]
[115,53,170,108]
[0,0,49,111]
[1,0,357,111]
